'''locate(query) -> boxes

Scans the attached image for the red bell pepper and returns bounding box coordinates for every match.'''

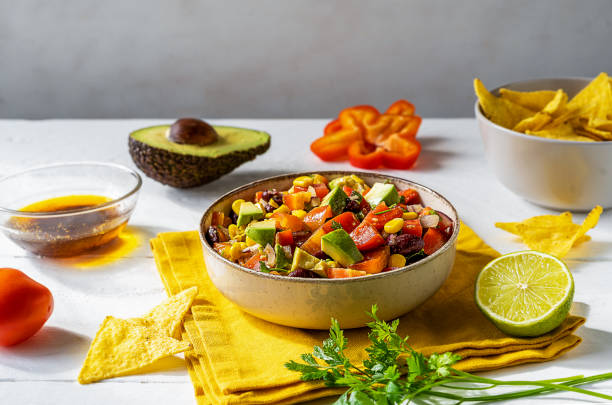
[276,229,294,246]
[423,228,446,255]
[399,188,421,205]
[270,213,304,232]
[350,222,385,251]
[312,183,329,199]
[349,246,390,274]
[326,268,367,278]
[302,205,333,232]
[363,202,404,231]
[311,100,422,169]
[300,227,327,256]
[402,219,423,238]
[322,212,360,234]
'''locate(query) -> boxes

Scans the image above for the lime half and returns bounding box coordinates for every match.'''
[475,251,574,337]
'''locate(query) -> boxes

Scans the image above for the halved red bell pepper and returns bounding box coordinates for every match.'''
[350,222,385,251]
[347,141,383,170]
[302,205,333,232]
[322,212,360,234]
[385,99,416,116]
[379,135,421,170]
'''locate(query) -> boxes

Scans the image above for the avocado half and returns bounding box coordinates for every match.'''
[128,125,270,188]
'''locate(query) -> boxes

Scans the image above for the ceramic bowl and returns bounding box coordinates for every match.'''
[0,162,141,257]
[199,171,459,330]
[475,77,612,211]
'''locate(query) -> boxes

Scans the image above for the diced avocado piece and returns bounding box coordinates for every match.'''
[291,247,320,270]
[320,186,348,215]
[321,229,364,267]
[312,261,331,278]
[365,182,400,208]
[245,219,276,247]
[274,244,291,270]
[237,202,264,226]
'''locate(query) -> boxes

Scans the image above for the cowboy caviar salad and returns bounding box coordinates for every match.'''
[205,174,453,278]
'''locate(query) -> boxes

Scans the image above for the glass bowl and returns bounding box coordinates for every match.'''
[0,162,142,257]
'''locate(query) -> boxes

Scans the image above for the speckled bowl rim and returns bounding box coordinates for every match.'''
[474,76,612,146]
[0,161,142,217]
[199,170,460,283]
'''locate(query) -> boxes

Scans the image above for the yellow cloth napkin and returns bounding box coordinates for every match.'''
[150,223,585,405]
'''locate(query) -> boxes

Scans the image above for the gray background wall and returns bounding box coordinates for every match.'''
[1,0,611,119]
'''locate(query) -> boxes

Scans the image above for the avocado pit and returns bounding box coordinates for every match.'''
[168,118,218,146]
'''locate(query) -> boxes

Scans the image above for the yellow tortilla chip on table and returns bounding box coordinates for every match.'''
[526,123,595,142]
[78,316,190,384]
[474,78,535,129]
[499,88,558,111]
[78,287,198,384]
[495,206,603,258]
[144,286,198,338]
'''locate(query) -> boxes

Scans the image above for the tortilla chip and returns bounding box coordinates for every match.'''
[78,287,198,384]
[495,206,603,258]
[78,316,190,384]
[499,88,558,111]
[144,286,198,338]
[566,72,611,118]
[541,89,568,116]
[474,78,535,129]
[526,123,595,142]
[514,113,552,132]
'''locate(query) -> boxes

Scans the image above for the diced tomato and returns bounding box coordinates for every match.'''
[399,188,421,205]
[244,253,265,269]
[283,192,311,211]
[342,186,353,196]
[423,228,446,256]
[313,183,329,199]
[300,227,327,256]
[326,268,367,278]
[255,191,264,202]
[402,219,423,238]
[350,222,385,251]
[277,229,294,246]
[270,212,304,232]
[322,212,360,234]
[363,202,403,231]
[302,205,333,231]
[349,246,390,274]
[293,186,309,193]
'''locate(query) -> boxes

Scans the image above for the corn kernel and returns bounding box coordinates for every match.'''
[312,174,327,185]
[231,199,245,215]
[292,209,307,219]
[402,211,418,220]
[268,199,279,208]
[265,212,274,218]
[389,254,406,268]
[384,218,404,234]
[274,204,290,214]
[350,174,365,184]
[246,236,257,246]
[293,176,313,188]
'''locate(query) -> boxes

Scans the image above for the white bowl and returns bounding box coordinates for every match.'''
[475,77,612,211]
[199,171,459,330]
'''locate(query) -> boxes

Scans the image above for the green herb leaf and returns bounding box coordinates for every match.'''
[331,220,343,230]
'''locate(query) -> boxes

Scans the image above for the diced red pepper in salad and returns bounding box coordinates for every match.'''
[205,174,453,278]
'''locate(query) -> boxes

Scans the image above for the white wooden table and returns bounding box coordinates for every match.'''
[0,119,611,404]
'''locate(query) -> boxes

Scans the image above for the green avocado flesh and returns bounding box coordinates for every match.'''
[321,186,348,216]
[321,229,363,267]
[130,125,269,157]
[128,124,270,188]
[245,220,276,247]
[237,202,263,227]
[365,183,400,207]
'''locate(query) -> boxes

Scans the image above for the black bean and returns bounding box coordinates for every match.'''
[260,199,275,213]
[229,210,239,224]
[313,251,330,260]
[206,226,220,245]
[292,231,311,247]
[344,198,361,213]
[261,189,283,205]
[287,269,319,278]
[387,233,424,256]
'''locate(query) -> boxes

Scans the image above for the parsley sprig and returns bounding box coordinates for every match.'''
[285,305,612,404]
